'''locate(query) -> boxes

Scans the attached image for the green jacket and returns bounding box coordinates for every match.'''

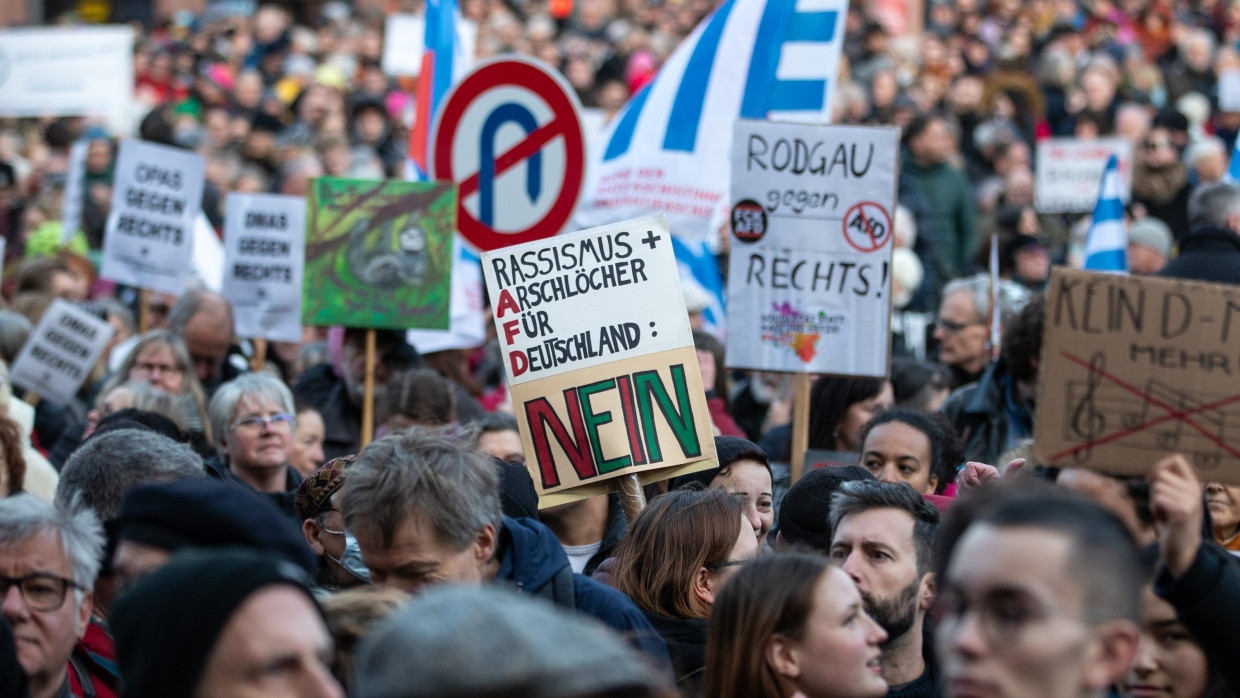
[901,149,975,279]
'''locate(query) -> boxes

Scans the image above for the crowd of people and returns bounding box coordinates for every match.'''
[1,0,1240,696]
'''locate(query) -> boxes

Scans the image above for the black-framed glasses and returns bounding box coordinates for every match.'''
[0,573,82,612]
[711,557,755,571]
[934,318,985,334]
[231,413,294,431]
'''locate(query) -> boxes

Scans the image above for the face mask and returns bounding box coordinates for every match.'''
[325,533,371,583]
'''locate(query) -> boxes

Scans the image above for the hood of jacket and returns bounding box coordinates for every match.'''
[495,516,571,594]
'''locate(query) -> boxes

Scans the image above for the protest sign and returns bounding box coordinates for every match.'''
[61,141,88,246]
[100,140,206,295]
[481,214,717,506]
[725,121,899,378]
[302,178,456,330]
[10,300,114,406]
[0,27,134,132]
[223,193,306,343]
[381,14,425,76]
[1034,268,1240,483]
[1034,138,1133,213]
[1220,70,1240,112]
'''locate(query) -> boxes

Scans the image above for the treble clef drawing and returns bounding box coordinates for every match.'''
[1069,351,1106,463]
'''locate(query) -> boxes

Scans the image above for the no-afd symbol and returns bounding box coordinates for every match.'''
[432,56,586,252]
[842,201,891,253]
[731,199,767,243]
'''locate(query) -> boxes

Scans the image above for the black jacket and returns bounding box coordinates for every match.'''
[1155,542,1240,694]
[1159,227,1240,285]
[941,358,1029,466]
[642,613,706,697]
[292,364,361,462]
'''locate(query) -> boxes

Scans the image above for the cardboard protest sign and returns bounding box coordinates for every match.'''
[302,178,456,330]
[223,193,306,343]
[100,140,206,295]
[1034,138,1133,213]
[481,214,717,506]
[1034,268,1240,483]
[726,121,899,377]
[10,300,114,405]
[61,141,88,246]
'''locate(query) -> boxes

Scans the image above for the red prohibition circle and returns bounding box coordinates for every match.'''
[432,59,586,252]
[842,201,892,253]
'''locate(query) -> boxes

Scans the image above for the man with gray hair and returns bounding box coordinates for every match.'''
[1159,181,1240,284]
[0,494,105,698]
[341,428,670,667]
[829,481,940,697]
[932,274,1030,389]
[167,288,247,396]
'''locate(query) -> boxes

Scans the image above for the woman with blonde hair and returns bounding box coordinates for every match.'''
[103,330,211,445]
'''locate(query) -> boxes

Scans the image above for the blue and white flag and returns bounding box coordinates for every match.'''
[1083,155,1128,273]
[1227,135,1240,183]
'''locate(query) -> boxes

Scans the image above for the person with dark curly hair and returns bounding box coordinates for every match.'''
[857,408,963,495]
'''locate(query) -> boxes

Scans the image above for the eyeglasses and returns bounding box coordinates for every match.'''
[131,361,183,377]
[934,318,985,334]
[0,573,82,612]
[930,587,1089,646]
[230,413,294,431]
[711,557,756,571]
[1142,140,1171,152]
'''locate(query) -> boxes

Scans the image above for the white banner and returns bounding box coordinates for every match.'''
[100,140,206,295]
[222,194,306,343]
[574,0,849,243]
[1035,138,1133,214]
[382,13,426,76]
[0,27,134,132]
[726,121,898,377]
[10,300,114,405]
[406,238,487,353]
[61,141,88,246]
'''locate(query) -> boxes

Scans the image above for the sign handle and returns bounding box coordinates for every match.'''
[361,329,376,448]
[138,289,150,335]
[789,372,812,484]
[613,473,647,526]
[250,338,267,372]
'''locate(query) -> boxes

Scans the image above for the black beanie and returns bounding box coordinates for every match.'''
[777,465,874,552]
[111,548,318,698]
[494,458,540,520]
[115,478,316,573]
[669,435,771,490]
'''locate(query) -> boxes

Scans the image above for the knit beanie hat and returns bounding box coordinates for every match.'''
[669,435,771,490]
[777,465,875,551]
[494,458,540,519]
[112,548,319,698]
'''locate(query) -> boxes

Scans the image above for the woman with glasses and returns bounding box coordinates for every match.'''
[104,330,211,446]
[207,373,302,512]
[608,487,759,696]
[703,553,887,698]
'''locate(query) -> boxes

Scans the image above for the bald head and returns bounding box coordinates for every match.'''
[169,290,235,386]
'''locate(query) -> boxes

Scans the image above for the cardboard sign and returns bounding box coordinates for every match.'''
[481,214,716,506]
[100,140,206,295]
[1034,268,1240,483]
[1034,138,1133,213]
[0,27,133,132]
[726,121,899,377]
[10,300,114,405]
[303,178,456,330]
[223,193,306,343]
[61,141,88,246]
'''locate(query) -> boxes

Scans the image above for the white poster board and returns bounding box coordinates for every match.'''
[61,141,88,246]
[382,13,426,77]
[100,140,206,295]
[1035,138,1133,213]
[1220,70,1240,112]
[10,300,114,405]
[222,193,306,343]
[0,27,134,132]
[725,121,899,377]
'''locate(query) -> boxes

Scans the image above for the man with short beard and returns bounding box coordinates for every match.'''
[830,480,940,698]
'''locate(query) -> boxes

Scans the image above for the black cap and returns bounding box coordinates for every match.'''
[669,435,771,491]
[495,458,539,520]
[777,465,875,551]
[116,478,315,573]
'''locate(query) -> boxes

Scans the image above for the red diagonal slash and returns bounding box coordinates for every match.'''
[1051,351,1240,461]
[457,118,568,199]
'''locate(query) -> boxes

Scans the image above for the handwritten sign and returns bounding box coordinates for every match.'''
[61,141,88,246]
[100,140,206,295]
[10,300,114,405]
[0,27,134,132]
[1034,138,1133,213]
[1034,268,1240,483]
[303,178,455,330]
[726,121,899,377]
[481,214,716,506]
[223,193,306,342]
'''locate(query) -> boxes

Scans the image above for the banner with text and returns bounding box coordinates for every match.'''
[481,214,716,505]
[726,121,899,377]
[0,27,134,132]
[223,193,306,342]
[303,178,456,330]
[1034,268,1240,483]
[10,300,114,405]
[1034,138,1133,214]
[100,140,206,295]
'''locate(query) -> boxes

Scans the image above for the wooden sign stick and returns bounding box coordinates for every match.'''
[789,372,812,484]
[613,473,647,526]
[360,329,376,448]
[250,338,267,372]
[138,289,150,335]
